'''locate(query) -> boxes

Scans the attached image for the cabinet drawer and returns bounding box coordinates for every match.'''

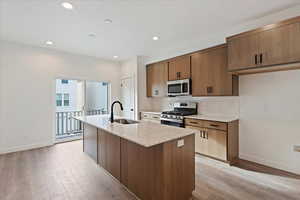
[185,119,204,127]
[151,114,161,121]
[203,121,227,131]
[142,113,151,119]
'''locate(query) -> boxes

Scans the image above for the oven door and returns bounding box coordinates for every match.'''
[161,119,184,128]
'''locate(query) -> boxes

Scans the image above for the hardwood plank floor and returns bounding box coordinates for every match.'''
[0,140,299,200]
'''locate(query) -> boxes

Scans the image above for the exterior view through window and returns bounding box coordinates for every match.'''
[55,79,109,142]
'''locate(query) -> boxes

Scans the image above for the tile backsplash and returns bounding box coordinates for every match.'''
[148,96,240,117]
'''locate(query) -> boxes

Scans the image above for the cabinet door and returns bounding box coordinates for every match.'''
[191,52,208,96]
[168,56,191,80]
[192,46,234,96]
[227,34,259,71]
[146,65,153,97]
[186,126,208,155]
[259,22,300,67]
[207,129,227,161]
[147,62,168,97]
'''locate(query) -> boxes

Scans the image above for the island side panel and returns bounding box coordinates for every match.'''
[83,124,98,163]
[120,134,195,200]
[98,129,121,181]
[121,138,164,200]
[163,134,195,200]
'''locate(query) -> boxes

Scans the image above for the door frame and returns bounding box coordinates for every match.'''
[52,77,112,144]
[120,75,137,120]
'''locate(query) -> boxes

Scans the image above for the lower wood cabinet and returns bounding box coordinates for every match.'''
[98,129,121,180]
[186,118,239,164]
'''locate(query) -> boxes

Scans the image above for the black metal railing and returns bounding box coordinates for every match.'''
[55,109,107,138]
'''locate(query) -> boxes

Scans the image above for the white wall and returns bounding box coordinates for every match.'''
[0,41,121,154]
[239,70,300,174]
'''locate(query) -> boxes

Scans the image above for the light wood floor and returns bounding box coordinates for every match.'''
[0,141,299,200]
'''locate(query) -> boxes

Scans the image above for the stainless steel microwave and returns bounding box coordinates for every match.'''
[167,79,191,97]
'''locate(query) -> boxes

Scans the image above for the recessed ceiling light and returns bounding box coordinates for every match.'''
[61,2,73,10]
[104,19,113,24]
[152,36,159,41]
[88,33,96,38]
[113,56,118,59]
[45,41,54,45]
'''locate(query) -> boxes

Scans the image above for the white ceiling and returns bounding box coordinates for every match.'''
[1,0,299,61]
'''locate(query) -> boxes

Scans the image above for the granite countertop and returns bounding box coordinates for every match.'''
[74,115,195,147]
[184,114,238,123]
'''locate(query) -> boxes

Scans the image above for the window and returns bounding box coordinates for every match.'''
[63,93,70,106]
[61,79,69,84]
[56,94,62,106]
[56,93,69,107]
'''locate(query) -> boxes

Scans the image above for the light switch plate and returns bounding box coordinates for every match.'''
[177,139,184,147]
[294,145,300,152]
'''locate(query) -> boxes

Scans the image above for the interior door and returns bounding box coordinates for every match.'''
[121,77,135,120]
[259,22,300,67]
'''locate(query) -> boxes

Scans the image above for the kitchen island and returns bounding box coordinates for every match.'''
[75,115,196,200]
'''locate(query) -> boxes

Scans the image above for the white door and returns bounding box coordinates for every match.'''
[121,77,135,119]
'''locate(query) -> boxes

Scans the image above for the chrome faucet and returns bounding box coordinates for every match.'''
[110,101,123,123]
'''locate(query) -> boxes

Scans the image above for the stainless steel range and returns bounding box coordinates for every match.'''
[160,102,197,127]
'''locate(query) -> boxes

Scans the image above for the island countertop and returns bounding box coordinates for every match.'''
[75,115,195,147]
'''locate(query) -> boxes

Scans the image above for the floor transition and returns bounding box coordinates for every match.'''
[0,141,299,200]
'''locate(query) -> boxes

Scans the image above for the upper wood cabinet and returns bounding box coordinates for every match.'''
[227,16,300,73]
[146,62,168,97]
[259,22,300,67]
[168,55,191,80]
[191,44,238,96]
[227,34,259,71]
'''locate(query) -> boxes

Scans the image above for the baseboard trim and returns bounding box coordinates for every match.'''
[0,141,54,155]
[239,153,300,175]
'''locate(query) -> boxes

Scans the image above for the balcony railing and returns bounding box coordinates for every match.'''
[55,109,107,139]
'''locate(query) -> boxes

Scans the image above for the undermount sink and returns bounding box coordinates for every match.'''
[114,119,139,125]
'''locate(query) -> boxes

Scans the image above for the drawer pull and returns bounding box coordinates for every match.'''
[190,121,198,124]
[210,124,219,127]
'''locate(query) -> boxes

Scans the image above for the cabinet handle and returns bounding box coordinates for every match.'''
[207,86,213,94]
[210,124,219,127]
[255,54,258,65]
[178,72,181,78]
[260,54,263,64]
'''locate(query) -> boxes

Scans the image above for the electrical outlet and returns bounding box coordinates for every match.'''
[293,145,300,152]
[177,139,184,147]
